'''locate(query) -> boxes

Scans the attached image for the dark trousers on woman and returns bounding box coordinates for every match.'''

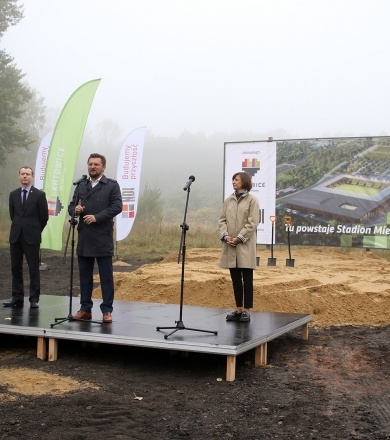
[10,233,41,303]
[78,255,114,313]
[229,267,254,309]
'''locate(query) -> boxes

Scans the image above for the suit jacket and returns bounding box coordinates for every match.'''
[68,175,122,257]
[9,186,49,245]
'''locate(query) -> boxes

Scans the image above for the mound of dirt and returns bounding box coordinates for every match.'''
[100,247,390,327]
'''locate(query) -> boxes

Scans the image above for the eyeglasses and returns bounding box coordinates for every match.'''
[88,162,103,167]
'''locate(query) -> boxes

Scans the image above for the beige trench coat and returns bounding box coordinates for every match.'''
[218,192,260,269]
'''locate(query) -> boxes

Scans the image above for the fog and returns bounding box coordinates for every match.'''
[4,0,390,140]
[2,0,390,220]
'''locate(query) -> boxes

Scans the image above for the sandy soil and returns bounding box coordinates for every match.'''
[109,247,390,327]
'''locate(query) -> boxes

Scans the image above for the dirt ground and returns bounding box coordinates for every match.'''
[0,246,389,440]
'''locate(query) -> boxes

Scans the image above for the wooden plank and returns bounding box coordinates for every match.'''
[301,323,309,340]
[48,338,58,362]
[36,337,47,360]
[226,355,236,381]
[255,342,267,366]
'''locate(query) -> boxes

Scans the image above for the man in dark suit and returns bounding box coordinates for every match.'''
[4,166,49,308]
[68,153,122,323]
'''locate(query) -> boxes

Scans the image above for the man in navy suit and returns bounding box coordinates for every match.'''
[3,166,49,308]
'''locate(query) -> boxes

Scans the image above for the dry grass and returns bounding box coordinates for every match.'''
[1,213,390,262]
[115,221,221,261]
[0,219,221,262]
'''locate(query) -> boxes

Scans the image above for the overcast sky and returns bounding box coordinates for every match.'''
[3,0,390,139]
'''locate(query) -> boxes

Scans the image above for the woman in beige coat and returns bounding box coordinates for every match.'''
[219,171,259,322]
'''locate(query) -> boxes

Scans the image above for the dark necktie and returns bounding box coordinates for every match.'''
[22,189,27,206]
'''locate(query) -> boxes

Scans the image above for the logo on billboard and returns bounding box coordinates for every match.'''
[121,187,136,219]
[242,158,260,177]
[47,195,64,217]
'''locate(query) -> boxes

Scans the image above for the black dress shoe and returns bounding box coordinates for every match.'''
[30,302,39,309]
[3,299,24,308]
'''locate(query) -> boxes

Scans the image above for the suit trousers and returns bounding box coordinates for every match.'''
[10,232,41,303]
[77,255,114,313]
[229,267,254,309]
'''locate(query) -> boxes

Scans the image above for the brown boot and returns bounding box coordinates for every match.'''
[72,310,92,320]
[102,312,112,323]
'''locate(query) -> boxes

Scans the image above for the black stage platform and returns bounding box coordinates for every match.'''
[0,295,311,381]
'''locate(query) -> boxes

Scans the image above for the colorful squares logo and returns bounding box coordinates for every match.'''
[121,188,136,218]
[242,158,260,177]
[122,203,135,218]
[47,195,64,217]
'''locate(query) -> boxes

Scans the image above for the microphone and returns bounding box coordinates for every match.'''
[73,175,88,185]
[183,175,195,191]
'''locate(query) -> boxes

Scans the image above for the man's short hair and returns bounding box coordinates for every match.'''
[88,153,106,166]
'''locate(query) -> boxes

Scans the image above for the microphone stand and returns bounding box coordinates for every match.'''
[51,180,102,327]
[156,183,218,339]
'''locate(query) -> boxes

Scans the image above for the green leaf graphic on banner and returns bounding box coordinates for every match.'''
[42,79,101,250]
